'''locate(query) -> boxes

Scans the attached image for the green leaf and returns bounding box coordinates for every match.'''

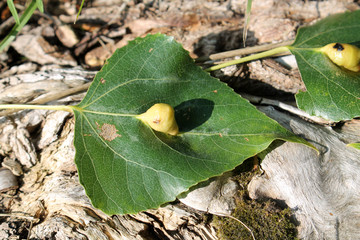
[7,0,20,24]
[347,143,360,150]
[289,10,360,121]
[72,34,312,215]
[36,0,44,13]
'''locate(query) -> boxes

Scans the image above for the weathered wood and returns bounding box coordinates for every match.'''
[249,106,360,240]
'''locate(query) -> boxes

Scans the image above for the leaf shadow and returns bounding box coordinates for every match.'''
[151,98,214,158]
[174,98,214,132]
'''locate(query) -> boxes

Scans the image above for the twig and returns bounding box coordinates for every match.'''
[0,212,39,222]
[196,40,294,63]
[27,220,34,240]
[205,46,290,72]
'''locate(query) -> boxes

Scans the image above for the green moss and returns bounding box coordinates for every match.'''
[213,158,298,240]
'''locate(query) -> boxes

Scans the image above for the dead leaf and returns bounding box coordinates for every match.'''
[126,18,169,36]
[11,32,77,66]
[55,25,79,48]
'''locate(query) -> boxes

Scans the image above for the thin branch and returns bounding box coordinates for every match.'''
[205,46,290,72]
[0,212,39,222]
[196,40,294,63]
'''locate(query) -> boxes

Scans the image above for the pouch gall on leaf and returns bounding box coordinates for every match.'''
[137,103,179,136]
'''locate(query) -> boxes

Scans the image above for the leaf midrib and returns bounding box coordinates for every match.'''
[76,108,286,137]
[77,109,282,178]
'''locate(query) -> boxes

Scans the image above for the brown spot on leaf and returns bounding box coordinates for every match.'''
[213,90,218,93]
[100,78,106,84]
[99,123,121,141]
[149,48,153,53]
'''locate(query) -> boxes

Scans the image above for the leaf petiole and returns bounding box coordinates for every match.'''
[205,46,290,72]
[0,104,73,113]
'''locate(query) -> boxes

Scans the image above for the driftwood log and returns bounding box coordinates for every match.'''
[0,69,359,239]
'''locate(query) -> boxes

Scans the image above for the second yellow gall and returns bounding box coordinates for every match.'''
[320,43,360,72]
